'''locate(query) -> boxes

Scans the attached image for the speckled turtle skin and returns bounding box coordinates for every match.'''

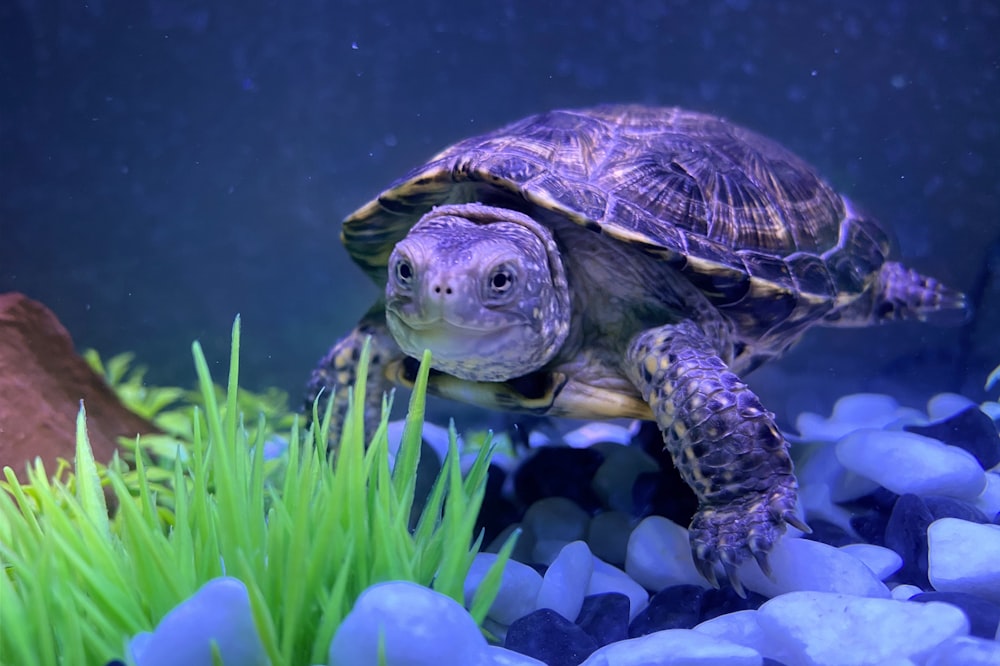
[307,105,966,590]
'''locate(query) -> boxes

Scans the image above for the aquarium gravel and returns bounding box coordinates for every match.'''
[120,387,1000,666]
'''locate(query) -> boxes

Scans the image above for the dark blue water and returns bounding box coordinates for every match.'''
[1,0,997,423]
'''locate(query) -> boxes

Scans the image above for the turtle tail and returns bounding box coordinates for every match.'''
[874,261,970,326]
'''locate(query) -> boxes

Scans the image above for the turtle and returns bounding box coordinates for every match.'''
[306,105,966,590]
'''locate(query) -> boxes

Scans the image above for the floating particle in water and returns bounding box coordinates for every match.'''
[890,74,907,89]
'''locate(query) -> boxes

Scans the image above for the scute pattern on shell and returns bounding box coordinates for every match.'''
[343,105,891,338]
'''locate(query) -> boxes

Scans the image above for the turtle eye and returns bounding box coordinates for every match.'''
[488,266,515,295]
[394,259,413,286]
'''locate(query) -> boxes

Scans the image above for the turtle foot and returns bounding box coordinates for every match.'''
[688,485,806,597]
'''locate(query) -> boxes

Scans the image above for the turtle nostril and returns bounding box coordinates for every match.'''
[432,285,454,295]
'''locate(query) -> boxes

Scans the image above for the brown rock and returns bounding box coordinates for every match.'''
[0,292,158,483]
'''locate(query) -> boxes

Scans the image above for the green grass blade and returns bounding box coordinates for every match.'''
[1,317,505,664]
[391,350,431,512]
[74,401,111,542]
[469,527,520,623]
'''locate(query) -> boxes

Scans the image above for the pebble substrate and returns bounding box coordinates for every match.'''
[125,391,1000,666]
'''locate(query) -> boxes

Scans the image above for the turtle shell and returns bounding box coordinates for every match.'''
[342,105,891,342]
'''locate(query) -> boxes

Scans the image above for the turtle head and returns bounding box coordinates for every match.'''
[384,203,571,382]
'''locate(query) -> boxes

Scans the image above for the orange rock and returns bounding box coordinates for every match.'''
[0,292,158,482]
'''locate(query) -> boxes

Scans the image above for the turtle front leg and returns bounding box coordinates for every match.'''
[304,303,402,453]
[626,320,807,592]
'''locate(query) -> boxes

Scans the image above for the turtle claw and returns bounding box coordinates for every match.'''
[694,551,721,589]
[751,546,772,579]
[722,557,747,598]
[689,486,800,594]
[783,510,812,535]
[692,545,749,598]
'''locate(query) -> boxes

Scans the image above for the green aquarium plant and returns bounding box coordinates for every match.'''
[0,317,515,666]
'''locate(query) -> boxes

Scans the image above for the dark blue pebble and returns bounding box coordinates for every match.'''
[631,470,698,525]
[906,406,1000,469]
[802,518,859,548]
[628,584,704,637]
[922,495,991,524]
[884,493,934,587]
[476,463,522,545]
[699,586,768,621]
[513,446,606,511]
[103,661,126,666]
[850,509,888,547]
[846,487,900,550]
[633,421,674,468]
[505,608,598,666]
[762,659,792,666]
[909,591,1000,639]
[527,562,549,576]
[856,486,901,512]
[484,462,506,498]
[575,593,630,647]
[630,421,699,523]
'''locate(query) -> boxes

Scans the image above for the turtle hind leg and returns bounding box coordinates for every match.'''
[626,320,805,592]
[304,304,401,453]
[873,261,969,325]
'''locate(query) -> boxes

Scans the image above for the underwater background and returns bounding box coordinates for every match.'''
[1,0,997,429]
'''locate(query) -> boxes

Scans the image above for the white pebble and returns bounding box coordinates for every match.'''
[884,407,934,430]
[587,557,649,621]
[329,581,489,665]
[527,430,552,448]
[694,610,795,664]
[795,442,880,503]
[839,543,903,580]
[563,422,633,447]
[130,577,267,666]
[890,584,924,600]
[736,535,890,599]
[980,400,1000,422]
[927,392,978,421]
[487,645,547,665]
[535,541,593,621]
[798,483,862,536]
[794,393,905,442]
[579,628,762,665]
[836,428,987,499]
[924,635,1000,666]
[831,393,902,423]
[927,517,1000,604]
[625,515,706,592]
[487,450,518,474]
[973,472,1000,518]
[756,591,970,666]
[464,553,542,626]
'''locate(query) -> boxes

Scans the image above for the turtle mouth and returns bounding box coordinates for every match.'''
[397,316,516,335]
[387,312,521,345]
[385,311,534,381]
